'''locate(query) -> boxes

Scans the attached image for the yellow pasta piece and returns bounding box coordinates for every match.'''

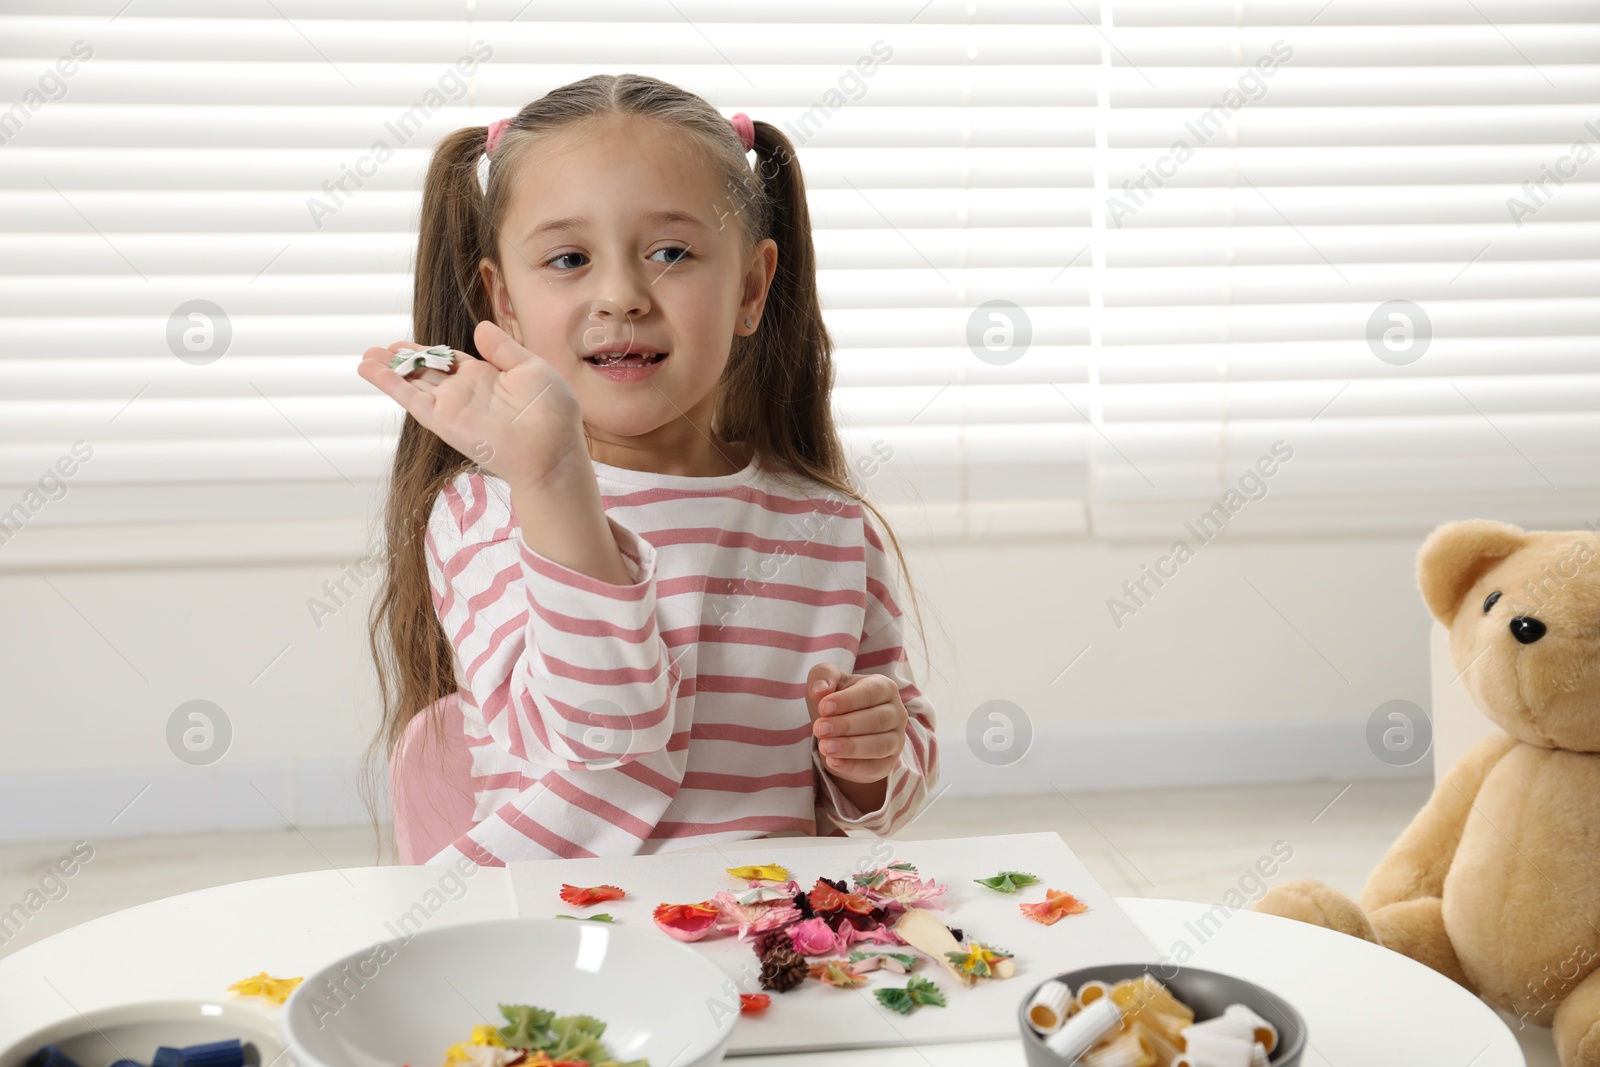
[1079,1027,1157,1067]
[1112,975,1194,1025]
[1128,1019,1184,1067]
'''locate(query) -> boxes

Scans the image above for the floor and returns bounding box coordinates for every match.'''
[0,777,1426,959]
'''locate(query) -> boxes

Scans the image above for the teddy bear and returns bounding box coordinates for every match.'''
[1253,519,1600,1065]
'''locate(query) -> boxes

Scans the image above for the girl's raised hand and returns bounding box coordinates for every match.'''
[357,320,586,491]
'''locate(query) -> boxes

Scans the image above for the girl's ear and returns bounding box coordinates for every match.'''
[737,238,778,335]
[478,258,524,345]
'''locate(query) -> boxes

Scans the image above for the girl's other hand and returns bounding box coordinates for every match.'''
[356,320,587,492]
[805,662,907,785]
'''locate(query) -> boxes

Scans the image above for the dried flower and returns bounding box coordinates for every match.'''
[712,891,801,940]
[652,901,720,942]
[788,916,838,956]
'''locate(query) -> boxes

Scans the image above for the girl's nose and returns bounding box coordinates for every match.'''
[572,297,644,356]
[594,257,652,319]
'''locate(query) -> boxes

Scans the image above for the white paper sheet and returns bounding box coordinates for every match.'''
[509,833,1160,1056]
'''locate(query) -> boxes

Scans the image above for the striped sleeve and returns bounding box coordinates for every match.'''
[812,518,940,837]
[424,469,683,776]
[421,470,696,862]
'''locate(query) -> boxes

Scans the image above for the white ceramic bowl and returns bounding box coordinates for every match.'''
[282,917,735,1067]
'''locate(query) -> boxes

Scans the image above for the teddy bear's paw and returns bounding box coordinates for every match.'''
[1553,968,1600,1067]
[1556,1014,1600,1067]
[1253,878,1380,943]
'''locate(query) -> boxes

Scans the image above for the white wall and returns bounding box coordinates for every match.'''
[0,514,1434,843]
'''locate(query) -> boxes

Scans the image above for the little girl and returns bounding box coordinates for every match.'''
[357,73,938,865]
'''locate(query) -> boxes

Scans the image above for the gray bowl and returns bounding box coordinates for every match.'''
[1017,963,1306,1066]
[0,1000,284,1067]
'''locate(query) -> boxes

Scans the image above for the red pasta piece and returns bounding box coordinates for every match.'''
[1019,888,1090,925]
[739,993,771,1013]
[808,878,875,916]
[559,883,625,907]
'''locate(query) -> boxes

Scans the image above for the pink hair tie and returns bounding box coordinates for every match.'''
[485,117,512,155]
[730,112,754,153]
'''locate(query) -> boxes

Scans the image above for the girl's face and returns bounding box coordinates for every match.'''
[481,115,777,464]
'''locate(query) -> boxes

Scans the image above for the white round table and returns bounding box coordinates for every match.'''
[0,866,1525,1066]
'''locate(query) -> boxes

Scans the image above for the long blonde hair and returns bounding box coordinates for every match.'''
[362,73,932,852]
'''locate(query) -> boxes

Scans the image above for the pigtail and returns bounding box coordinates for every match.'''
[719,119,936,673]
[717,120,837,473]
[360,124,496,860]
[413,125,495,354]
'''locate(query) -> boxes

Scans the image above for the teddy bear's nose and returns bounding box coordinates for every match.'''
[1510,615,1547,644]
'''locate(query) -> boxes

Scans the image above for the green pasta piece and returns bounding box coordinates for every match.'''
[848,949,921,971]
[496,1004,647,1066]
[973,870,1040,893]
[874,976,946,1015]
[497,1003,555,1048]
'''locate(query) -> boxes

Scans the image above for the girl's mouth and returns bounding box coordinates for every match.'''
[583,351,669,366]
[583,350,670,382]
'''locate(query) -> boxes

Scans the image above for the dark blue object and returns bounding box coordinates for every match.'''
[151,1049,182,1067]
[175,1041,243,1067]
[107,1060,147,1067]
[24,1046,84,1067]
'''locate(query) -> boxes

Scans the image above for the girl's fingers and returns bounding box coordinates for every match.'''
[815,696,904,739]
[822,754,899,783]
[355,351,436,423]
[813,703,901,740]
[474,320,537,371]
[408,367,453,387]
[818,729,903,761]
[805,662,848,722]
[817,674,895,717]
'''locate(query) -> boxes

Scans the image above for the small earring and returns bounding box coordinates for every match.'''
[744,317,755,330]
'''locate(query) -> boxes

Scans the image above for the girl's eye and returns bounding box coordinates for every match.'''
[544,248,690,271]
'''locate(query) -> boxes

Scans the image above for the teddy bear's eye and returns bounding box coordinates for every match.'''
[1484,590,1502,613]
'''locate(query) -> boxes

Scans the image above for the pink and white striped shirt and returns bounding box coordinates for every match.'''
[421,451,939,865]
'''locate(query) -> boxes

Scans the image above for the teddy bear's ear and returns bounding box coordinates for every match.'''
[1416,520,1528,626]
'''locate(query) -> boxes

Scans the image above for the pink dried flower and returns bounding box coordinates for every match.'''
[867,873,947,909]
[712,891,801,940]
[788,916,838,956]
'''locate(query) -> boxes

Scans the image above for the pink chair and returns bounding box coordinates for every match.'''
[388,692,481,864]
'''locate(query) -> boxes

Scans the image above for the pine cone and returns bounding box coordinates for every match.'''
[759,943,809,993]
[750,927,785,959]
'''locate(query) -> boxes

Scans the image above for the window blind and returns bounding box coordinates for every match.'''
[1,0,1596,568]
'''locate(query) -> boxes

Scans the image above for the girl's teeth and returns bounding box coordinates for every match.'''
[594,352,664,365]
